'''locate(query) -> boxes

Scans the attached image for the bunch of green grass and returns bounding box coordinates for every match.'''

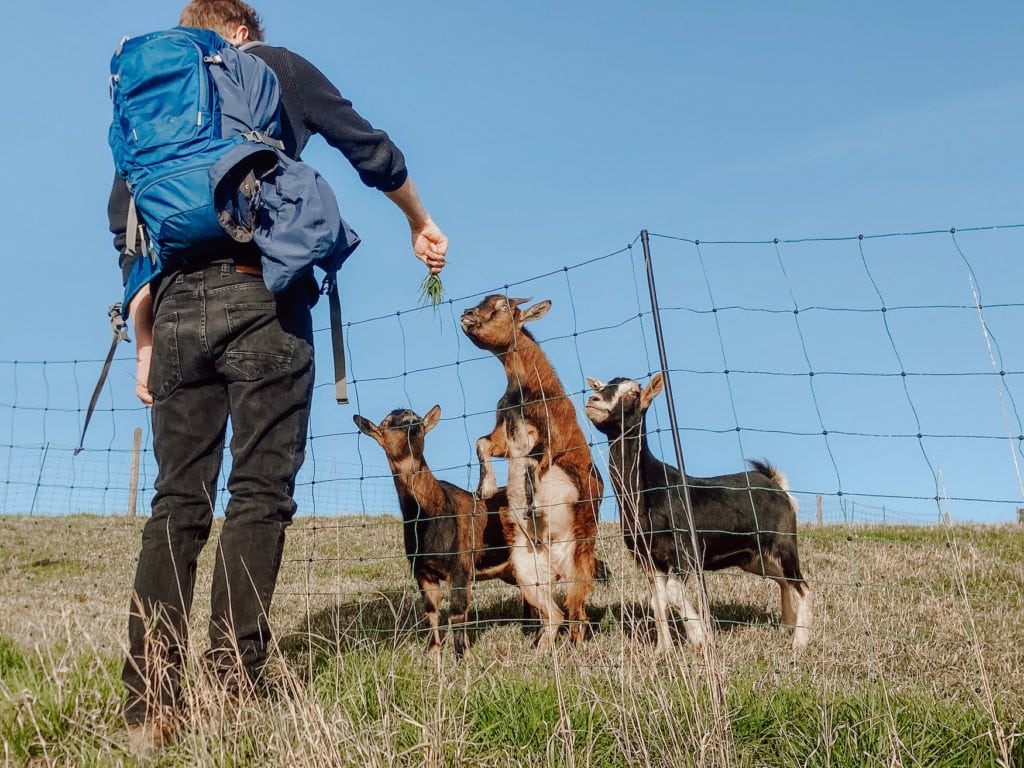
[419,272,444,310]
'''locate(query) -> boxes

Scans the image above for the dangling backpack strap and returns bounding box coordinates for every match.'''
[321,273,348,404]
[124,196,157,266]
[75,303,130,455]
[125,196,140,257]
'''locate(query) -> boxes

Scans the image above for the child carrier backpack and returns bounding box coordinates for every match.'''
[109,26,358,309]
[80,28,356,452]
[109,27,275,305]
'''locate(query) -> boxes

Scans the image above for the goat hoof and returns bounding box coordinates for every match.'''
[535,634,556,654]
[791,630,810,652]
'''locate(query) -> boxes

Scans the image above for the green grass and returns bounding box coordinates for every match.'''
[0,515,1021,766]
[419,272,444,310]
[728,675,1020,768]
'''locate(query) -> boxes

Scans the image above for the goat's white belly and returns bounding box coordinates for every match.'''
[533,464,578,545]
[546,540,576,581]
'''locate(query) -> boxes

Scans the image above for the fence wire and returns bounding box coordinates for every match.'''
[2,225,1023,699]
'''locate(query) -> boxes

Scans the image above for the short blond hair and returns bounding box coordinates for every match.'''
[179,0,265,42]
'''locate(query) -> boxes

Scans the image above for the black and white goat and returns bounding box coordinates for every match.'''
[585,373,812,651]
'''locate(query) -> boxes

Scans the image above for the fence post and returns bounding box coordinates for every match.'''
[127,427,142,518]
[1017,508,1023,525]
[639,229,732,760]
[640,230,699,540]
[29,442,49,516]
[816,494,823,526]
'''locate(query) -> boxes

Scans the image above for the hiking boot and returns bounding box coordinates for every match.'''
[126,718,176,760]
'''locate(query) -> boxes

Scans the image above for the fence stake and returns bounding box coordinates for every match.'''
[640,231,699,542]
[816,494,823,526]
[640,228,732,755]
[127,427,142,518]
[29,442,49,516]
[1018,508,1024,525]
[640,232,722,613]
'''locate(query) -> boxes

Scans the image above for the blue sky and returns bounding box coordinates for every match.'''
[2,2,1023,523]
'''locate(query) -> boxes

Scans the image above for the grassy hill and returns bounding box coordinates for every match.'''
[1,514,1021,766]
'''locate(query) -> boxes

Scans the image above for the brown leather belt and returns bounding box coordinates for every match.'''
[234,262,262,276]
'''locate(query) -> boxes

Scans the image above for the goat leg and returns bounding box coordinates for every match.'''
[475,425,509,499]
[448,560,473,661]
[666,574,706,651]
[505,429,563,651]
[419,578,444,661]
[649,572,675,653]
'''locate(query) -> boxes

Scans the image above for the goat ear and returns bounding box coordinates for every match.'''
[423,404,442,433]
[352,414,382,443]
[586,376,605,392]
[519,299,551,324]
[641,372,665,409]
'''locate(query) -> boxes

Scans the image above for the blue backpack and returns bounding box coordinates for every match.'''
[108,27,359,317]
[97,26,356,430]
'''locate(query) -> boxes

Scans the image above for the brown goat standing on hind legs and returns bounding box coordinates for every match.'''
[353,405,518,660]
[460,295,606,652]
[585,373,812,652]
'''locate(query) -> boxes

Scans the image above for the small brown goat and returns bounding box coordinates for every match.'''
[461,295,604,651]
[353,405,517,659]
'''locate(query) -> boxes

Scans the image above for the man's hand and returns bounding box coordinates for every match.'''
[412,219,448,275]
[135,344,154,406]
[129,287,155,406]
[383,177,448,273]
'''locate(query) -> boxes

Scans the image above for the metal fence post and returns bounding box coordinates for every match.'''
[639,228,732,752]
[639,230,699,544]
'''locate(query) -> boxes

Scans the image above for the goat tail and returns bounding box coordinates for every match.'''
[747,458,799,517]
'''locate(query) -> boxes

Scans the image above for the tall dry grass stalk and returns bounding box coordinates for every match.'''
[969,275,1024,505]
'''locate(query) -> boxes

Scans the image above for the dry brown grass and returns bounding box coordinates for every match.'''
[1,514,1022,766]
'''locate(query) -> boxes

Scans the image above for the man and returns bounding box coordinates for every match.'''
[110,0,447,754]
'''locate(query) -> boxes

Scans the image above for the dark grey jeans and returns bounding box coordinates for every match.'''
[122,260,314,725]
